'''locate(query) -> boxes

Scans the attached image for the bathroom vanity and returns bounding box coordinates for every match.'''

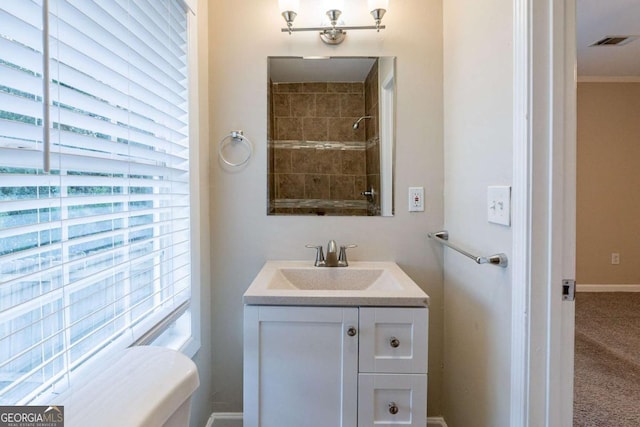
[243,261,429,427]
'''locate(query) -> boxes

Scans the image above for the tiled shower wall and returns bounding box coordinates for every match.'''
[268,78,380,215]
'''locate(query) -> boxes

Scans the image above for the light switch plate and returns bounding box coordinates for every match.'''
[487,186,511,226]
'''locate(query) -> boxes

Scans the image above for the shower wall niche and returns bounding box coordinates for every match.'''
[267,59,380,216]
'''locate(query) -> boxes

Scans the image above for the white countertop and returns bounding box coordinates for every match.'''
[243,261,430,307]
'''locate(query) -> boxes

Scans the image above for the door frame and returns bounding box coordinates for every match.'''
[510,0,576,425]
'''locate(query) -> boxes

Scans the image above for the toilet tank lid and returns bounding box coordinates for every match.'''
[55,346,199,427]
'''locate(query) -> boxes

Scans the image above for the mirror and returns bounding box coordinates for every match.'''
[267,56,396,216]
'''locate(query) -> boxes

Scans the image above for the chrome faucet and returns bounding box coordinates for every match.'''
[325,240,339,266]
[306,241,357,267]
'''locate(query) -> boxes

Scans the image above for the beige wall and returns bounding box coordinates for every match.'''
[208,0,444,418]
[443,0,513,425]
[577,82,640,285]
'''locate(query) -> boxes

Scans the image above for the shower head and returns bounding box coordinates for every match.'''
[352,116,373,130]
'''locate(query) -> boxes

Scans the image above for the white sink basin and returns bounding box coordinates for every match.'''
[267,268,402,291]
[244,261,429,306]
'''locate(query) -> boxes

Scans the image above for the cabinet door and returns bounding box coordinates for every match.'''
[359,307,428,373]
[244,306,359,427]
[358,373,427,427]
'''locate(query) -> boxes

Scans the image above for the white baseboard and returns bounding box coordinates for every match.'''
[427,416,449,427]
[206,412,448,427]
[577,284,640,292]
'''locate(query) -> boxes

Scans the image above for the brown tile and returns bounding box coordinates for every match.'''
[367,85,378,113]
[274,148,293,173]
[316,149,342,175]
[305,174,331,199]
[275,83,303,93]
[303,82,327,93]
[365,76,378,116]
[267,114,273,139]
[316,93,341,118]
[277,174,305,199]
[366,142,380,173]
[329,82,364,94]
[349,82,365,93]
[341,93,365,117]
[268,143,275,170]
[291,148,318,173]
[365,115,379,141]
[366,64,378,97]
[327,83,353,93]
[302,118,328,141]
[342,150,366,175]
[327,83,346,93]
[355,175,367,196]
[290,93,315,117]
[276,117,302,140]
[329,118,362,142]
[268,172,275,200]
[352,122,366,142]
[330,175,355,200]
[273,93,290,117]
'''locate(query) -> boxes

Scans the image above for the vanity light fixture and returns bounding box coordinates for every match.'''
[278,0,389,45]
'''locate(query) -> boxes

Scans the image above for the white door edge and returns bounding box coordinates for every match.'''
[509,0,532,424]
[511,0,576,425]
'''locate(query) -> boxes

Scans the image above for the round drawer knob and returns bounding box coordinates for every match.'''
[347,327,357,337]
[388,402,399,415]
[390,337,400,348]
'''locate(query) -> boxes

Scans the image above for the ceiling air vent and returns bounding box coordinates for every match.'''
[590,36,637,46]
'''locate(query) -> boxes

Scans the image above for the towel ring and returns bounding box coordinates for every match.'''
[219,130,252,167]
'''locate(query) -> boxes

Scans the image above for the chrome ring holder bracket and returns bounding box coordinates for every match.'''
[219,130,253,167]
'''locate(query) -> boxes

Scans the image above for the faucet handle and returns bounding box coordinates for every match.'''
[306,244,325,266]
[338,244,357,267]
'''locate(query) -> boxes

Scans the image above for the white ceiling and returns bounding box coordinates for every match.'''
[577,0,640,78]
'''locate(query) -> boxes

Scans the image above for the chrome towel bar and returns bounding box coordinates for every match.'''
[427,230,508,268]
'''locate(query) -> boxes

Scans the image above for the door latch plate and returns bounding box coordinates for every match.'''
[562,279,576,301]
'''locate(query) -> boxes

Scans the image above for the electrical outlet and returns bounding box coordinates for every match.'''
[408,187,424,212]
[487,186,511,226]
[611,253,620,265]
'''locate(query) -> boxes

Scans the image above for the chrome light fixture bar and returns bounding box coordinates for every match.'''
[279,0,389,45]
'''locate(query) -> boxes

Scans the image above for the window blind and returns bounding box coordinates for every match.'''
[0,0,191,404]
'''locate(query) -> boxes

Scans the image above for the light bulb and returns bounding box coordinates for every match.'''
[368,0,389,12]
[278,0,299,13]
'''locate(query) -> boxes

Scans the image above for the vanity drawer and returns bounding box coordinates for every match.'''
[358,373,427,427]
[359,307,428,374]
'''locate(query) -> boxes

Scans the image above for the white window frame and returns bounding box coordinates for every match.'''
[179,0,201,358]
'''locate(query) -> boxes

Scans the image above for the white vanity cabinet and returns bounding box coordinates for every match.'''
[243,305,428,427]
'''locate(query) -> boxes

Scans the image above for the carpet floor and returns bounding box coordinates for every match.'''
[574,293,640,426]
